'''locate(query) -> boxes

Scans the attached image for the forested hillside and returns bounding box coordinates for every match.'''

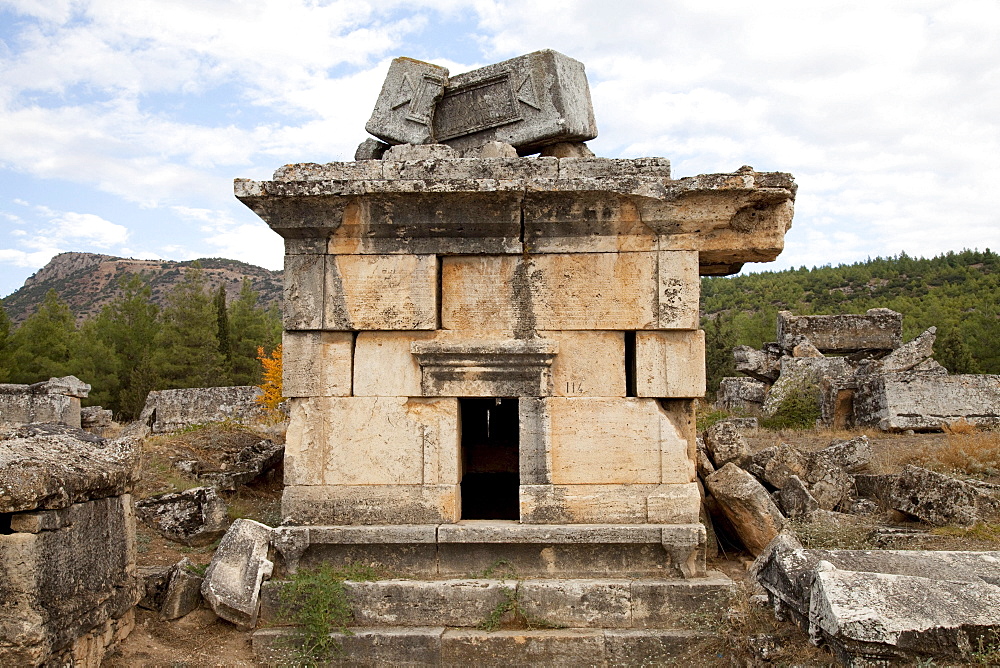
[702,249,1000,395]
[0,264,281,419]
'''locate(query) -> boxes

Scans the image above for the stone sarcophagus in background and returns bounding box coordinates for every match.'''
[235,52,795,580]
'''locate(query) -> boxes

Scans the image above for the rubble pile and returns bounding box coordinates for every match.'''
[717,309,1000,431]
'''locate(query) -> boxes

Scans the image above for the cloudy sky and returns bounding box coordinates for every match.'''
[1,0,998,297]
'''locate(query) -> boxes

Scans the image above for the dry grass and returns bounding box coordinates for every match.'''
[902,429,1000,480]
[668,581,836,666]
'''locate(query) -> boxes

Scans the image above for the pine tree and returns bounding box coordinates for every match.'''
[0,301,11,382]
[69,319,120,408]
[228,278,281,385]
[152,264,225,389]
[215,283,232,377]
[8,289,78,383]
[936,327,980,374]
[95,273,161,418]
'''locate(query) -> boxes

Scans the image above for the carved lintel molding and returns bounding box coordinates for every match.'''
[410,340,558,397]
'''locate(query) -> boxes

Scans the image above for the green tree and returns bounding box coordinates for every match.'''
[215,283,232,376]
[95,274,161,418]
[0,301,11,382]
[227,278,281,385]
[936,326,980,374]
[8,289,77,383]
[152,264,225,389]
[69,319,120,408]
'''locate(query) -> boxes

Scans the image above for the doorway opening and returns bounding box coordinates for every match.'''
[460,397,519,520]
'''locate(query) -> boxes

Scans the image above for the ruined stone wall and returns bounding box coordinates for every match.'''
[0,376,91,428]
[0,428,141,666]
[855,373,1000,432]
[145,386,263,433]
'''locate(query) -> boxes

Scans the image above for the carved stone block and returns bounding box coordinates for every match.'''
[325,254,437,330]
[635,330,706,398]
[282,331,353,397]
[366,57,449,145]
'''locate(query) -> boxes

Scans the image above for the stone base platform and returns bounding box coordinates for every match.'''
[254,574,733,665]
[272,522,708,579]
[253,627,715,666]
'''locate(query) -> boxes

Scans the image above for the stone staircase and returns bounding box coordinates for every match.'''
[251,523,733,666]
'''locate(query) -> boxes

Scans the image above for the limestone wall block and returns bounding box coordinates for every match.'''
[353,331,436,396]
[282,331,354,397]
[325,254,438,330]
[284,396,459,487]
[441,251,698,332]
[523,192,658,253]
[544,398,694,486]
[543,331,626,397]
[519,483,698,524]
[635,330,706,398]
[283,253,325,330]
[282,484,460,525]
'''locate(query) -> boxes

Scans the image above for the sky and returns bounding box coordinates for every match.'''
[1,0,999,297]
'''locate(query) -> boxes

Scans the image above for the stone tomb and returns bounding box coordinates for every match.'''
[238,150,794,579]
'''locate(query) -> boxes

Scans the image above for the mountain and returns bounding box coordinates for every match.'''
[2,252,282,324]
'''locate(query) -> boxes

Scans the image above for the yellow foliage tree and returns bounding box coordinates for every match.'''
[255,344,284,415]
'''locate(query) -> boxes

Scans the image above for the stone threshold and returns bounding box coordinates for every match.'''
[272,523,708,578]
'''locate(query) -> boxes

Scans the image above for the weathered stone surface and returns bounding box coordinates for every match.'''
[818,435,872,474]
[281,331,353,397]
[776,308,903,354]
[201,519,274,630]
[0,431,139,513]
[810,561,1000,666]
[703,420,750,469]
[0,375,91,427]
[715,376,767,413]
[635,330,705,398]
[520,484,657,524]
[411,338,558,397]
[887,465,1000,527]
[324,254,437,330]
[284,396,458,487]
[135,486,230,547]
[383,142,458,161]
[791,338,823,358]
[145,386,263,433]
[879,326,936,373]
[442,251,699,332]
[544,398,694,486]
[751,533,1000,629]
[776,475,820,519]
[434,50,597,154]
[540,142,596,158]
[803,455,852,511]
[695,441,715,480]
[160,558,205,621]
[282,484,460,526]
[762,356,851,418]
[762,443,810,490]
[137,565,172,611]
[733,345,782,383]
[853,473,899,503]
[646,483,702,524]
[462,141,518,158]
[355,137,390,160]
[0,495,141,666]
[366,57,449,145]
[855,372,1000,432]
[703,463,786,554]
[80,405,113,429]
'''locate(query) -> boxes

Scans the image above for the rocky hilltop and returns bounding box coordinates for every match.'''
[3,252,282,324]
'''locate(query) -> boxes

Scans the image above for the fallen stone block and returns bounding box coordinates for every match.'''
[802,454,852,511]
[853,473,899,503]
[732,346,782,384]
[763,356,852,419]
[160,558,205,621]
[80,405,114,430]
[135,486,230,547]
[762,443,810,490]
[854,372,1000,432]
[817,435,872,473]
[137,565,172,611]
[810,560,1000,666]
[878,326,937,373]
[144,386,264,433]
[776,308,902,354]
[776,476,819,519]
[886,465,1000,527]
[703,463,786,554]
[201,519,274,630]
[703,420,750,468]
[751,533,1000,628]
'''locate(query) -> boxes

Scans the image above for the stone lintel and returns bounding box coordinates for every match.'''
[411,339,559,397]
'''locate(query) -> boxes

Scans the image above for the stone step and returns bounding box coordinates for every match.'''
[252,626,714,667]
[272,522,708,578]
[258,573,733,629]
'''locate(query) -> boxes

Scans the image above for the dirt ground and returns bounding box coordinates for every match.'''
[99,424,1000,667]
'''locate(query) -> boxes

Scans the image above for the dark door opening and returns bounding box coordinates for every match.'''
[460,397,519,520]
